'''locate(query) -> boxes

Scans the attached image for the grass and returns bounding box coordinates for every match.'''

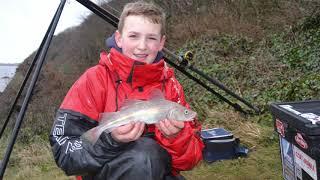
[1,135,69,180]
[182,110,282,180]
[183,144,282,179]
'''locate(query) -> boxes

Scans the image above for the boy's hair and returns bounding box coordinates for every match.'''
[118,1,166,35]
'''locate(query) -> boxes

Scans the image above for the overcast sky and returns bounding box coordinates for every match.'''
[0,0,102,64]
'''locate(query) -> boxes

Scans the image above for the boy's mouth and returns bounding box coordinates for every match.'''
[134,54,148,59]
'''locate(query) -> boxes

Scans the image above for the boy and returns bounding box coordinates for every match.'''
[49,1,204,180]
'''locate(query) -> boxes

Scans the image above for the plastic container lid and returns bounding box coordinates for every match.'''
[201,128,233,140]
[270,100,320,135]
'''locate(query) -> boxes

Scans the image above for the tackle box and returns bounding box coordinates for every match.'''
[270,100,320,180]
[201,128,248,163]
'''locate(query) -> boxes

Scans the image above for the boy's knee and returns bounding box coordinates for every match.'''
[131,137,170,167]
[130,149,151,168]
[126,138,171,178]
[98,138,171,179]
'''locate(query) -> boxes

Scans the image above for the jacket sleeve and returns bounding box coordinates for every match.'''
[49,67,127,176]
[154,77,204,173]
[49,109,127,176]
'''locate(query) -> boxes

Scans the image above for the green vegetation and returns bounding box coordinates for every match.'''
[178,13,320,179]
[0,0,319,179]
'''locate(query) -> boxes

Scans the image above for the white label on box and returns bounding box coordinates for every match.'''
[279,105,320,124]
[293,145,317,180]
[300,113,320,124]
[280,105,302,115]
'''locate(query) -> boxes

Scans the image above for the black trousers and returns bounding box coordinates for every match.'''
[83,137,184,180]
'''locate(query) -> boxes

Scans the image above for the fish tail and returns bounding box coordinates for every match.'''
[81,127,102,145]
[81,126,115,145]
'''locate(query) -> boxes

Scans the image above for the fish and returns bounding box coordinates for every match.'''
[81,89,197,144]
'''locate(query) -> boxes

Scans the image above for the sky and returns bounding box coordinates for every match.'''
[0,0,102,64]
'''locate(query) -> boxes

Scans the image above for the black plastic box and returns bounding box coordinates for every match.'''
[201,128,236,163]
[270,100,320,180]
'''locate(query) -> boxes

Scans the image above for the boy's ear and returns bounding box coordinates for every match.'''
[115,30,122,48]
[159,35,166,51]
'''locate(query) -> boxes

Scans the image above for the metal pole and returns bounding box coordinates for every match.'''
[0,0,66,178]
[0,9,59,139]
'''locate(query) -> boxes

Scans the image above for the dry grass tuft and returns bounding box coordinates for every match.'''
[1,136,69,180]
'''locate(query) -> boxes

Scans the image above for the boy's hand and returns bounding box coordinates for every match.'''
[156,119,184,138]
[111,122,145,143]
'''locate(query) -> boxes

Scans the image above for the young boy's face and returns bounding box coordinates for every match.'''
[115,15,165,64]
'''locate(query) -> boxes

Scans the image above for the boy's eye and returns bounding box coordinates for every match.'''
[129,35,137,38]
[149,37,157,40]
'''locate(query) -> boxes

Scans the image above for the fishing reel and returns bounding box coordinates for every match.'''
[179,51,194,67]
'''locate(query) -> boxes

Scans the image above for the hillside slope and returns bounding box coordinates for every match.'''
[0,0,319,179]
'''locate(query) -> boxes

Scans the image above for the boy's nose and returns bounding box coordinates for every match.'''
[137,39,147,50]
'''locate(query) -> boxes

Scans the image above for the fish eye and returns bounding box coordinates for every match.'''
[184,110,189,115]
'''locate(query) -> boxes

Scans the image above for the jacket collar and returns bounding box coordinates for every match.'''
[99,48,171,88]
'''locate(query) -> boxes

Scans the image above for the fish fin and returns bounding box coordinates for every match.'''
[149,89,165,100]
[119,99,144,111]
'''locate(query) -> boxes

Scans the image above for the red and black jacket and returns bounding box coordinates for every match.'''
[49,48,204,178]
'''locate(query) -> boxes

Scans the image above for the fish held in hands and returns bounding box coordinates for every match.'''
[81,89,197,144]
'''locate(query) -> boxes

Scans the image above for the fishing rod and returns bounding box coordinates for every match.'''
[164,57,248,114]
[163,49,260,114]
[0,0,66,178]
[0,6,60,140]
[76,0,118,27]
[75,0,259,114]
